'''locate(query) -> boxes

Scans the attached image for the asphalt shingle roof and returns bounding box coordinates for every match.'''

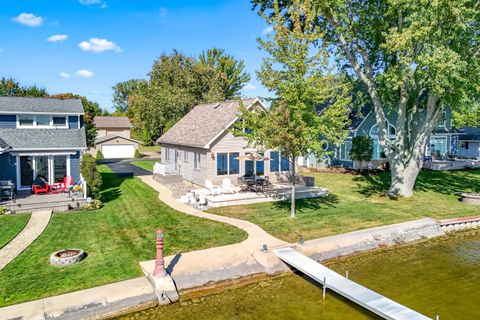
[0,128,87,150]
[158,98,258,148]
[95,134,141,144]
[456,127,480,141]
[0,97,84,114]
[0,137,9,150]
[94,116,132,128]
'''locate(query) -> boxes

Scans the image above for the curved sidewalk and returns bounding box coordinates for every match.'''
[0,210,52,270]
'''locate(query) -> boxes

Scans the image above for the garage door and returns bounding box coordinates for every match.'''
[101,145,135,159]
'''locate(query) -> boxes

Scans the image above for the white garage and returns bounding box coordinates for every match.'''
[101,144,135,159]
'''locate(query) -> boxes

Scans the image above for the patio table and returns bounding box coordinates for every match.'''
[244,178,265,193]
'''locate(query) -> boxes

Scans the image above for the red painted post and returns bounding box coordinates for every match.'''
[153,229,166,277]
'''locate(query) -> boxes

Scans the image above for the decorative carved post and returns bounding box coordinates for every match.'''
[153,229,166,277]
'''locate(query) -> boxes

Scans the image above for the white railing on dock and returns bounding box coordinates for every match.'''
[275,247,431,320]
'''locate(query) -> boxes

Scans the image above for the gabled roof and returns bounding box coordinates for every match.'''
[158,98,261,149]
[0,128,87,150]
[95,134,142,145]
[456,127,480,141]
[94,116,132,129]
[0,137,10,151]
[0,97,84,114]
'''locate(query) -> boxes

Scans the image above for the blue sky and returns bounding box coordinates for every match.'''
[0,0,272,111]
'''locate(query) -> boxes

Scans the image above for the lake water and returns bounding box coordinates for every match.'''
[117,231,480,320]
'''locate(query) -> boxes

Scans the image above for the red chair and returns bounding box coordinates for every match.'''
[51,176,74,193]
[32,175,49,194]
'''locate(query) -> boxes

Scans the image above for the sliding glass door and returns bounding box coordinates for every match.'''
[18,155,70,189]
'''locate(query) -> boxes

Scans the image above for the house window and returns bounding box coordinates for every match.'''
[183,150,188,162]
[52,116,67,127]
[270,151,279,172]
[217,153,228,175]
[165,147,170,161]
[255,153,264,176]
[36,115,50,127]
[229,153,239,174]
[194,152,201,169]
[461,141,469,150]
[18,115,34,127]
[269,151,290,172]
[439,111,447,127]
[340,140,352,160]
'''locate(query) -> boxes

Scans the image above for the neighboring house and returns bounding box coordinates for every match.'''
[299,106,456,169]
[456,127,480,159]
[92,116,141,159]
[0,97,87,191]
[157,98,291,187]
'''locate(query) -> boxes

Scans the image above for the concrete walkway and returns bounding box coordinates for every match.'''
[0,210,52,270]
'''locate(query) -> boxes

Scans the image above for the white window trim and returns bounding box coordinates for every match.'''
[339,139,353,161]
[194,152,201,170]
[16,114,69,129]
[216,152,240,176]
[269,151,290,173]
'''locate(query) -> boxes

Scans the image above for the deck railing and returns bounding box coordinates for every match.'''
[153,162,175,176]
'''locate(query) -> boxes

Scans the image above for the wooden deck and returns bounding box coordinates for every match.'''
[275,247,431,320]
[0,192,86,213]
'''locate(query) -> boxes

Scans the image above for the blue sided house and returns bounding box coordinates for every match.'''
[0,97,87,192]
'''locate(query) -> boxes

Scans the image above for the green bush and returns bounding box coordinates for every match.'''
[350,136,373,172]
[134,149,141,158]
[142,128,152,146]
[81,199,103,211]
[81,153,103,199]
[0,207,7,215]
[95,150,104,160]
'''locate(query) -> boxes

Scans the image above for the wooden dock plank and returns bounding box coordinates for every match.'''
[274,247,431,320]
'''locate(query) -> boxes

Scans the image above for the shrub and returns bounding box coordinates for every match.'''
[0,207,7,215]
[81,199,103,211]
[134,149,141,158]
[95,150,104,160]
[142,128,152,146]
[350,136,373,173]
[80,153,103,199]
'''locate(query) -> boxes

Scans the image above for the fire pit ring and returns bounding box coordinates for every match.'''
[50,249,86,266]
[460,193,480,205]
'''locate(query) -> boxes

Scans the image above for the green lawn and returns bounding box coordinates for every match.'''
[0,214,30,249]
[131,160,156,173]
[0,165,246,307]
[139,145,161,154]
[208,170,480,242]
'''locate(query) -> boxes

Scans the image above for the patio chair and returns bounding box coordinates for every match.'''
[237,177,249,192]
[205,180,223,196]
[32,175,49,195]
[51,176,74,194]
[0,179,15,201]
[222,178,236,194]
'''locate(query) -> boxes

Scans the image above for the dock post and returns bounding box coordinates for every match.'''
[436,315,440,320]
[345,270,349,279]
[322,277,327,301]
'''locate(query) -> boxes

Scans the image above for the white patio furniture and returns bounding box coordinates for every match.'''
[205,180,223,196]
[222,178,236,194]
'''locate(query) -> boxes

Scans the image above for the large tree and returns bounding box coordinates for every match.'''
[239,0,350,219]
[199,48,251,98]
[112,79,147,113]
[253,0,480,197]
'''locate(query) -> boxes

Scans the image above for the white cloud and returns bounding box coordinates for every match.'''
[13,13,43,27]
[262,26,273,35]
[243,83,257,90]
[78,38,121,53]
[47,34,68,42]
[79,0,107,8]
[75,69,94,78]
[59,72,70,79]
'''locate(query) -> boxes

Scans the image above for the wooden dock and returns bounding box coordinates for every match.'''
[274,247,431,320]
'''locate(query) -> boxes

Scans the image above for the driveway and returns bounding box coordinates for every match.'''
[107,159,153,177]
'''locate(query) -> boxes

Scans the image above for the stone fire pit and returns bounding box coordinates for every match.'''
[460,193,480,205]
[50,249,86,266]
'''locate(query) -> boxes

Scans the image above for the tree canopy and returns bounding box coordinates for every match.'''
[239,0,350,218]
[0,77,48,97]
[253,0,480,197]
[114,49,250,143]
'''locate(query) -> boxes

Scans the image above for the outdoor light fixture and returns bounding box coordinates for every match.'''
[299,236,305,246]
[261,244,268,253]
[211,153,215,160]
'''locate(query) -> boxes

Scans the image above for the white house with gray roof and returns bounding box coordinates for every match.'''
[157,98,291,187]
[0,97,87,191]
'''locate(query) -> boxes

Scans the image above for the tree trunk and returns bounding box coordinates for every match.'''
[387,148,424,198]
[290,158,296,219]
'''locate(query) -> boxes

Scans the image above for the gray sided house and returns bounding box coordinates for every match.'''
[0,97,87,191]
[157,98,291,187]
[301,106,455,169]
[456,127,480,159]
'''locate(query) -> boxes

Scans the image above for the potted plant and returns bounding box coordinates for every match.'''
[72,185,83,197]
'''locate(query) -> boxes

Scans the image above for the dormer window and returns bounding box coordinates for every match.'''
[53,116,67,127]
[36,115,51,127]
[18,115,34,127]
